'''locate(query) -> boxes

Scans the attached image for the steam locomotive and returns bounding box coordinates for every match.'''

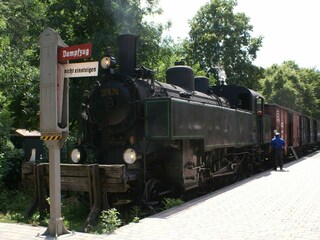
[71,34,320,204]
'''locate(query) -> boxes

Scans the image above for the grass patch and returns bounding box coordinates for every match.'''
[162,198,184,210]
[0,186,184,234]
[0,187,89,231]
[0,187,34,223]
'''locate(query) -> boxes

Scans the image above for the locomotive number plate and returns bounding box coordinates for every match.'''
[101,88,120,96]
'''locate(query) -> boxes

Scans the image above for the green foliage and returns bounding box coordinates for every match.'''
[99,208,122,234]
[61,194,90,231]
[0,187,149,233]
[129,206,141,223]
[29,211,49,226]
[132,216,140,223]
[0,107,24,188]
[0,47,40,129]
[0,0,46,55]
[0,0,43,129]
[0,189,91,230]
[162,198,184,210]
[185,0,263,88]
[260,61,320,117]
[0,188,34,222]
[146,37,186,81]
[0,146,24,189]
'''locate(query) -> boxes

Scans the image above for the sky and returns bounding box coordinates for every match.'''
[151,0,320,69]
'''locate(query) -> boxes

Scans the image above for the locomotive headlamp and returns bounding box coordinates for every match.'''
[71,148,81,163]
[101,57,111,69]
[123,148,137,164]
[70,146,87,164]
[101,56,116,69]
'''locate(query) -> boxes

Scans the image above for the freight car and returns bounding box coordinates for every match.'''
[264,104,320,156]
[70,34,319,205]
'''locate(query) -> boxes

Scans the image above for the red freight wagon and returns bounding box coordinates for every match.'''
[264,104,300,149]
[300,115,309,146]
[310,118,318,144]
[300,116,318,146]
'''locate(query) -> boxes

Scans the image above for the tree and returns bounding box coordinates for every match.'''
[0,0,168,131]
[185,0,263,88]
[0,48,40,129]
[0,92,23,189]
[260,61,320,117]
[0,0,44,129]
[41,0,168,129]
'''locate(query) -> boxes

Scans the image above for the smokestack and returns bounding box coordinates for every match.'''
[215,65,227,85]
[118,34,137,76]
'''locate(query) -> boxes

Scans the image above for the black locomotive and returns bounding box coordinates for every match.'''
[71,34,319,204]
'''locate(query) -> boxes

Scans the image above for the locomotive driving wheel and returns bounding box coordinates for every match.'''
[143,178,164,204]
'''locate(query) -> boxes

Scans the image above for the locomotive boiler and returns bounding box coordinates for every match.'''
[71,34,272,204]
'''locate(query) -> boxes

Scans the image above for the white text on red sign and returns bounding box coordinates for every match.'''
[58,43,92,62]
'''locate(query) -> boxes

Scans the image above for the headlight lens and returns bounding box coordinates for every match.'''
[100,57,111,69]
[70,147,87,164]
[100,56,116,69]
[123,148,137,164]
[71,149,81,163]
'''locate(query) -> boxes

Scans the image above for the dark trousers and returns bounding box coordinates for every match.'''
[272,149,283,170]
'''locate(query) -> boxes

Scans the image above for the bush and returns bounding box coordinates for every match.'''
[0,188,34,223]
[101,208,122,233]
[0,140,24,188]
[129,206,141,223]
[0,108,24,189]
[61,194,89,231]
[162,198,184,210]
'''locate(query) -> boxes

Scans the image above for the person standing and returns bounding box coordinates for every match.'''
[271,132,286,171]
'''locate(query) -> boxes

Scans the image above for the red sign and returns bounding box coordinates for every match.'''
[58,43,92,62]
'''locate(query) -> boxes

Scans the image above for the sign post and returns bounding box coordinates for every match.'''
[39,28,69,237]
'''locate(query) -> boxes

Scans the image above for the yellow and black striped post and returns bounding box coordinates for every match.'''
[40,135,62,141]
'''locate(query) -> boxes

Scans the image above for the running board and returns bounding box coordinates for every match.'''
[211,170,237,178]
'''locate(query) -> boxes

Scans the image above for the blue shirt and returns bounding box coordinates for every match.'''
[271,136,285,150]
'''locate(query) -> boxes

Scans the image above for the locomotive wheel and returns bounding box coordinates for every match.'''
[143,178,164,204]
